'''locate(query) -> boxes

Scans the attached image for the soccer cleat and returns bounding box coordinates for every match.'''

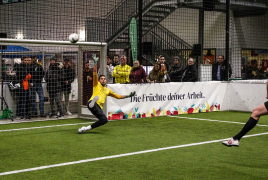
[78,126,87,134]
[88,96,99,108]
[78,125,91,134]
[222,138,239,147]
[31,113,38,118]
[49,113,57,118]
[40,114,46,118]
[57,114,64,119]
[66,111,72,116]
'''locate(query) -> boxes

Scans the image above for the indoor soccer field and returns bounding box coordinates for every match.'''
[0,111,268,180]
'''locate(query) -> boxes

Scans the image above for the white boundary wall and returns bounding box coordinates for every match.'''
[105,80,267,120]
[228,80,267,112]
[1,80,266,118]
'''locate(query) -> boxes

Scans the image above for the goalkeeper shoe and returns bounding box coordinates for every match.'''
[222,138,239,147]
[78,126,87,134]
[49,113,57,118]
[78,125,92,134]
[57,113,64,119]
[88,96,99,108]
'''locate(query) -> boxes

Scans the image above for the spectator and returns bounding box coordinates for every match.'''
[263,60,268,72]
[129,60,147,83]
[17,56,32,120]
[112,54,120,66]
[162,64,171,83]
[159,55,169,71]
[244,61,252,79]
[82,62,93,106]
[258,64,265,79]
[14,62,21,118]
[249,60,264,79]
[61,58,75,116]
[106,56,114,84]
[112,55,131,84]
[45,57,64,118]
[212,55,232,81]
[30,55,45,117]
[2,59,7,81]
[168,56,183,82]
[146,62,165,83]
[181,58,198,82]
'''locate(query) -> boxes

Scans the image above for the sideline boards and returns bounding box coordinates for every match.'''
[129,17,138,64]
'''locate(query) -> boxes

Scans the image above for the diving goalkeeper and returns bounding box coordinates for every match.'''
[78,54,135,133]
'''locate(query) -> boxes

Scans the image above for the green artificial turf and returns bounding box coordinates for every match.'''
[0,111,268,179]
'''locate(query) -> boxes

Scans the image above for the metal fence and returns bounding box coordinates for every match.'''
[0,0,268,82]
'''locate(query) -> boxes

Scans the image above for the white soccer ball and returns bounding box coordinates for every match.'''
[69,33,79,43]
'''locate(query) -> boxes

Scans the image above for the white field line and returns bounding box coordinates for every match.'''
[0,122,93,132]
[0,117,98,125]
[1,131,268,176]
[3,115,266,133]
[170,116,268,127]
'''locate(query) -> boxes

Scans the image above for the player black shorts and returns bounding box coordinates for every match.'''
[87,100,108,129]
[264,101,268,111]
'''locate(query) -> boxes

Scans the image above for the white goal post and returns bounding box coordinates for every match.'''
[0,38,107,119]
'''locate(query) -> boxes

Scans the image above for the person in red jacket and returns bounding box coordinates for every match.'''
[129,60,147,84]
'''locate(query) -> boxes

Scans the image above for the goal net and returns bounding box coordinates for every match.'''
[0,39,107,121]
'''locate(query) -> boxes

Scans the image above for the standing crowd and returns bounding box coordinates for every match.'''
[104,54,200,85]
[12,53,232,119]
[99,54,234,85]
[14,56,75,120]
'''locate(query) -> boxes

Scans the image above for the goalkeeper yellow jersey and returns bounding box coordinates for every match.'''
[112,64,131,83]
[89,72,121,109]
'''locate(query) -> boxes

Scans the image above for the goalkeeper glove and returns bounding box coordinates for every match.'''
[92,54,99,65]
[127,91,136,98]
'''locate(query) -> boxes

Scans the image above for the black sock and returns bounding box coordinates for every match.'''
[233,117,258,140]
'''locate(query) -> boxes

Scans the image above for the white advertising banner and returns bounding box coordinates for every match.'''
[106,82,227,120]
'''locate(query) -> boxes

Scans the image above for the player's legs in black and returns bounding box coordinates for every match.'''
[222,102,268,146]
[48,92,56,117]
[233,101,268,140]
[18,88,26,118]
[25,89,31,119]
[55,92,64,117]
[88,100,108,129]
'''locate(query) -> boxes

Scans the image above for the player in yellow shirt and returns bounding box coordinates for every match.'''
[112,55,131,83]
[78,54,135,133]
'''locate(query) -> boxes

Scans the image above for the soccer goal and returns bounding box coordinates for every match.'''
[0,38,107,120]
